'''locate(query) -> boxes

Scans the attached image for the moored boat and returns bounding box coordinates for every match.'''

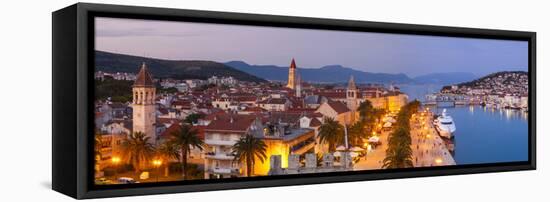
[434,109,456,139]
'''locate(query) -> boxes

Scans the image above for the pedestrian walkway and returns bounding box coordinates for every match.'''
[410,112,456,167]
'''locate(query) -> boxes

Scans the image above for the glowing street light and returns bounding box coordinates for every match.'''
[111,156,121,178]
[435,158,443,165]
[153,159,162,167]
[152,159,163,182]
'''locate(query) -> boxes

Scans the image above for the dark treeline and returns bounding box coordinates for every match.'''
[95,77,133,103]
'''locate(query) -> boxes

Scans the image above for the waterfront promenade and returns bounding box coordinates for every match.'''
[410,111,456,167]
[353,130,390,170]
[352,110,455,171]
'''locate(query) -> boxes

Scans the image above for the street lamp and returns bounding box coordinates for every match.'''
[111,156,121,180]
[435,158,443,165]
[152,159,162,182]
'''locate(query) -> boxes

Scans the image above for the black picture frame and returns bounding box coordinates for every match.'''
[52,3,536,199]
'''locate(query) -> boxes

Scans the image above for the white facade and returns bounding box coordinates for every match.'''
[203,132,244,179]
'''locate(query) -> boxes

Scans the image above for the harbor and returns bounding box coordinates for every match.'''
[411,110,456,167]
[402,83,528,165]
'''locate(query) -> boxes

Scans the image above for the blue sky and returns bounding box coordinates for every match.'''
[95,17,528,77]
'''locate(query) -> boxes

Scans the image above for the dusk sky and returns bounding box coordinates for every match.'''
[95,17,528,77]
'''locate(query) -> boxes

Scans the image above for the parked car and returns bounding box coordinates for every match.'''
[117,177,139,184]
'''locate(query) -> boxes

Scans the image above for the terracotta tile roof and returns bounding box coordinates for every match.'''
[157,118,180,125]
[327,101,350,114]
[243,106,266,112]
[287,108,317,113]
[192,125,206,140]
[202,110,227,121]
[257,98,288,105]
[159,123,205,140]
[267,112,302,124]
[204,114,257,133]
[310,118,322,127]
[159,123,181,138]
[233,96,257,102]
[133,62,154,87]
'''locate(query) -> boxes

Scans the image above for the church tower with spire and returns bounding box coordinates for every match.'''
[132,62,156,143]
[346,75,358,111]
[286,58,297,89]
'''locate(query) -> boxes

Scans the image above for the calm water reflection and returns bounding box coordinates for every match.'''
[401,84,529,165]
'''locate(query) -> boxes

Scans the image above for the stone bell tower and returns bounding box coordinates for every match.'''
[346,75,358,111]
[286,58,297,89]
[132,62,156,142]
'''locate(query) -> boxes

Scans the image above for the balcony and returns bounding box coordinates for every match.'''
[204,152,236,160]
[209,167,240,174]
[204,138,238,146]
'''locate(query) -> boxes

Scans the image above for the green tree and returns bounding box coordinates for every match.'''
[358,100,386,135]
[95,78,133,102]
[232,134,267,177]
[169,123,204,179]
[348,122,366,146]
[318,117,344,152]
[120,132,155,173]
[382,142,414,168]
[156,141,180,177]
[184,113,205,125]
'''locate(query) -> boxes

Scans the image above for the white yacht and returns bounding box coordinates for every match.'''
[434,109,456,139]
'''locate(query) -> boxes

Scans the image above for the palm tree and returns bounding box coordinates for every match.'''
[120,131,155,173]
[94,132,103,173]
[232,134,267,177]
[382,142,413,168]
[94,132,102,158]
[387,127,412,149]
[358,100,374,122]
[156,141,180,177]
[318,117,344,152]
[169,123,204,179]
[382,101,420,169]
[348,122,365,146]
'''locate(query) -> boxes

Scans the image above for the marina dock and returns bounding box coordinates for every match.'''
[410,112,456,167]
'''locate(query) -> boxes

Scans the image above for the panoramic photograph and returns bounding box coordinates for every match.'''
[93,17,529,185]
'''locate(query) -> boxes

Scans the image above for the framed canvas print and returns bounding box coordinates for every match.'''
[52,3,536,199]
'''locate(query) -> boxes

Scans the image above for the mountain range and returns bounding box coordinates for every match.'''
[412,72,478,85]
[95,51,478,85]
[225,61,477,85]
